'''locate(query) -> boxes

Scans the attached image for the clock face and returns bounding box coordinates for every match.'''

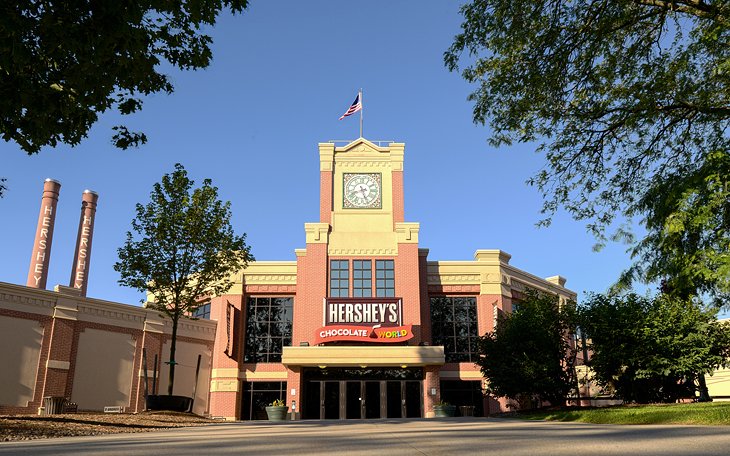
[343,173,381,209]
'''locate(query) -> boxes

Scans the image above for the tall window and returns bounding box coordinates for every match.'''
[244,297,293,363]
[330,260,349,297]
[430,297,478,362]
[375,260,395,297]
[353,260,372,297]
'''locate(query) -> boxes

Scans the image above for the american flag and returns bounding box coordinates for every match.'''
[339,93,362,120]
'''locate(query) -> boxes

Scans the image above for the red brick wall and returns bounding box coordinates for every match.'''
[293,244,328,346]
[320,170,332,223]
[394,244,422,342]
[392,170,404,226]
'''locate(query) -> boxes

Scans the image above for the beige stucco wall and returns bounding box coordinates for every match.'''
[707,368,730,399]
[71,329,136,410]
[159,340,212,415]
[0,316,44,407]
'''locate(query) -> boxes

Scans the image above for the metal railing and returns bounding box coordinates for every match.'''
[326,140,396,147]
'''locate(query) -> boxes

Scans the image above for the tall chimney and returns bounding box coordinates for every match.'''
[69,190,98,296]
[27,178,62,289]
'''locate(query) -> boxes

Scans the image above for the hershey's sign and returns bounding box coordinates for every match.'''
[324,298,402,327]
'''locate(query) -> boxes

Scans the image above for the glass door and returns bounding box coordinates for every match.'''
[364,381,381,419]
[346,381,362,419]
[323,381,340,419]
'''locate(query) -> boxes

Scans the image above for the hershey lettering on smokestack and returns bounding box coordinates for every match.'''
[27,178,62,289]
[69,190,98,296]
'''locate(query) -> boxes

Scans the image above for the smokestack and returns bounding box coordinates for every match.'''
[27,178,62,289]
[69,190,98,296]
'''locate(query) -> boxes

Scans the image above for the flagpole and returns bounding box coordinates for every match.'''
[359,88,363,138]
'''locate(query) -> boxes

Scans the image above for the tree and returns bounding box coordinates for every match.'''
[1,1,248,153]
[618,151,730,305]
[115,163,252,395]
[579,293,730,403]
[478,290,577,407]
[445,1,729,298]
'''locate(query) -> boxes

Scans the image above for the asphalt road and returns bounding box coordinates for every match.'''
[1,418,729,456]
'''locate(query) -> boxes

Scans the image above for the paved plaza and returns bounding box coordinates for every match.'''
[1,418,729,456]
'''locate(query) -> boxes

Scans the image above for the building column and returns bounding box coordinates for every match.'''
[209,293,244,420]
[40,301,78,404]
[132,318,165,412]
[424,366,440,418]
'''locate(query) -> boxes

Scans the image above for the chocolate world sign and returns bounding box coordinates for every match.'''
[314,298,414,345]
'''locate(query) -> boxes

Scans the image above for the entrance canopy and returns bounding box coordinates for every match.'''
[282,346,445,367]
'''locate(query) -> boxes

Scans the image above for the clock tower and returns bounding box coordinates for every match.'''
[293,138,426,345]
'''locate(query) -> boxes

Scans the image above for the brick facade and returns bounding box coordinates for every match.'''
[206,139,576,420]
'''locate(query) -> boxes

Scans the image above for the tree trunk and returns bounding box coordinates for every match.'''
[167,314,179,396]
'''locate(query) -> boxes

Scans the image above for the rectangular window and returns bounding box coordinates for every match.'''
[375,260,395,297]
[244,296,293,363]
[430,296,478,362]
[330,260,350,297]
[353,260,372,297]
[241,381,286,420]
[192,302,211,319]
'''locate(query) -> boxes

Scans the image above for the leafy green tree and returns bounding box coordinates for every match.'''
[115,163,252,395]
[478,290,578,407]
[579,293,730,403]
[445,1,729,299]
[1,0,248,153]
[618,151,730,305]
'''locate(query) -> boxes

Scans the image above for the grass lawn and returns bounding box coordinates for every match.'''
[514,402,730,425]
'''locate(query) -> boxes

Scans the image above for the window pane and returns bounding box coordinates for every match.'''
[430,297,478,363]
[244,296,294,363]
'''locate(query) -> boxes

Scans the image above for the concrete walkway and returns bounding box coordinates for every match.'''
[1,418,729,455]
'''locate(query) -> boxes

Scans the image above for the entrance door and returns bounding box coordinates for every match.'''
[404,381,422,418]
[323,381,340,419]
[364,381,381,419]
[345,381,361,419]
[302,368,424,420]
[386,381,403,418]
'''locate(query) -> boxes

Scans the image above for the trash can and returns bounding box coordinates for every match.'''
[459,405,475,417]
[42,396,66,415]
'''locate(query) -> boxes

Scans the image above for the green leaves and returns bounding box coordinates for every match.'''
[478,290,578,407]
[447,0,729,301]
[114,163,253,317]
[579,293,730,403]
[0,0,249,153]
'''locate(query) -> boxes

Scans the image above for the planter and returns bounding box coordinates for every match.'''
[146,395,193,412]
[433,404,457,417]
[265,405,289,421]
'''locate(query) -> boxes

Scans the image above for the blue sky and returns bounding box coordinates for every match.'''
[0,1,643,305]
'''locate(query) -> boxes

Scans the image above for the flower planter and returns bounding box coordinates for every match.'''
[145,395,193,412]
[265,405,289,421]
[433,404,457,417]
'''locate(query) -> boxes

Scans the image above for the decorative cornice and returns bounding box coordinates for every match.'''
[427,274,481,285]
[328,248,397,256]
[0,282,56,316]
[304,222,330,244]
[53,305,78,321]
[243,274,297,285]
[395,222,419,244]
[336,160,390,168]
[77,302,146,329]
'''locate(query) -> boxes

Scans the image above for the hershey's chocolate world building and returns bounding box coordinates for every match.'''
[202,138,576,420]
